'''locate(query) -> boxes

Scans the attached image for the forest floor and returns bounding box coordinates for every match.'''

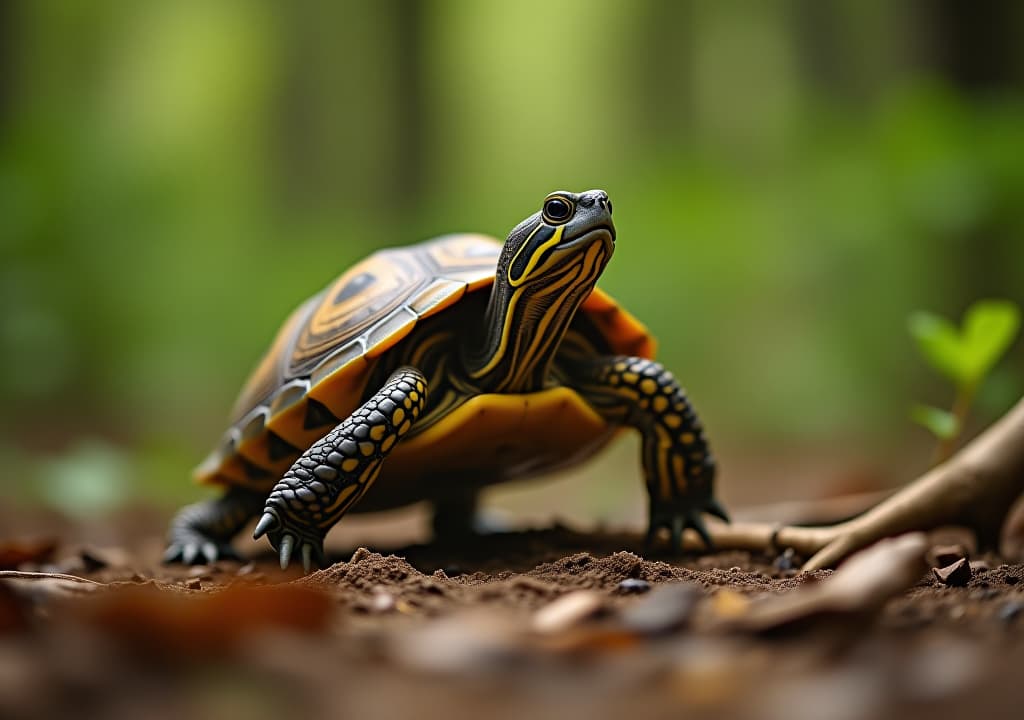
[2,520,1023,720]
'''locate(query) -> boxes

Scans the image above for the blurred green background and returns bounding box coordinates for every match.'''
[2,1,1023,528]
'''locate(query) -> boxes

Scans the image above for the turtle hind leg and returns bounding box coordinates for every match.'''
[254,366,428,572]
[164,486,265,565]
[431,486,480,543]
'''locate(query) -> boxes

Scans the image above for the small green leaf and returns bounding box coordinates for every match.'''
[908,311,967,383]
[959,299,1021,384]
[910,404,959,440]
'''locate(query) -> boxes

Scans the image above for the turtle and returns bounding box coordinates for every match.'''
[164,189,728,572]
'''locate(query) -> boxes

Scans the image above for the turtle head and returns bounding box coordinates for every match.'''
[464,189,616,392]
[499,189,616,289]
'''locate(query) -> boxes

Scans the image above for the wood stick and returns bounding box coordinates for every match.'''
[682,395,1024,570]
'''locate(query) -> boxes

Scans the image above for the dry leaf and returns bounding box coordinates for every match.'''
[80,582,333,658]
[0,539,57,570]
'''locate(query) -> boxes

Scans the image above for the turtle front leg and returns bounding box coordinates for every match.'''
[253,367,427,572]
[564,355,728,552]
[164,487,265,565]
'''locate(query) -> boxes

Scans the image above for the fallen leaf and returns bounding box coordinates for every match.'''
[619,583,702,635]
[717,533,929,637]
[709,589,750,620]
[80,582,333,658]
[532,591,605,634]
[0,539,57,570]
[0,583,30,634]
[932,558,972,587]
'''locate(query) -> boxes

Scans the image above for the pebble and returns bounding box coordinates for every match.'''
[617,578,651,594]
[932,558,971,587]
[710,589,750,620]
[998,600,1023,623]
[78,549,111,572]
[532,591,605,634]
[185,578,202,590]
[928,544,968,568]
[349,547,373,564]
[619,583,701,635]
[395,612,523,674]
[370,592,396,613]
[773,547,797,572]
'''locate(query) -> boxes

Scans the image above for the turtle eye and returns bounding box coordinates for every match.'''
[542,196,573,224]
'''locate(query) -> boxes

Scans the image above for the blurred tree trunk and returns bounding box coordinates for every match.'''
[274,1,425,219]
[924,0,1024,386]
[0,1,14,124]
[390,0,425,201]
[634,0,694,139]
[927,0,1024,92]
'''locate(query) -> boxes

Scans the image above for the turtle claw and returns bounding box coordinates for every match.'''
[646,496,729,554]
[705,497,730,524]
[163,537,241,566]
[273,536,325,574]
[687,511,714,551]
[256,502,326,573]
[252,512,278,540]
[162,544,184,564]
[182,543,200,565]
[279,534,295,570]
[200,542,218,565]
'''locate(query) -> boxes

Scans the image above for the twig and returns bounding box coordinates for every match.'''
[684,394,1024,571]
[0,570,107,585]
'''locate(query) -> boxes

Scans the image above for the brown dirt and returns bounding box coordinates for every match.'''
[2,523,1023,720]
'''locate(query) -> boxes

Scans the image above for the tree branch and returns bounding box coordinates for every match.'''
[687,395,1024,571]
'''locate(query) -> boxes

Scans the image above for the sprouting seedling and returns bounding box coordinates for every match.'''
[908,299,1020,464]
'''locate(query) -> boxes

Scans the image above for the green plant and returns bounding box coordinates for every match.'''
[908,299,1021,463]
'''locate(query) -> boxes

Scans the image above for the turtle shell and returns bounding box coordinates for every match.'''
[195,233,655,492]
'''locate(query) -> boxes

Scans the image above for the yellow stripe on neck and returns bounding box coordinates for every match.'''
[508,225,564,287]
[472,224,565,380]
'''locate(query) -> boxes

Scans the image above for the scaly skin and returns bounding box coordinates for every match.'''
[253,367,427,571]
[167,190,729,572]
[163,486,265,564]
[565,355,728,551]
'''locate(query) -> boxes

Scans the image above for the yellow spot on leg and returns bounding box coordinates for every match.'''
[622,372,639,385]
[652,396,668,413]
[681,432,695,444]
[381,435,396,453]
[392,407,405,426]
[640,379,658,395]
[664,414,682,429]
[399,419,412,435]
[359,442,376,456]
[370,425,386,441]
[341,458,360,472]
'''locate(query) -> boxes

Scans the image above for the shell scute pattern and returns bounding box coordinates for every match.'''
[195,235,501,486]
